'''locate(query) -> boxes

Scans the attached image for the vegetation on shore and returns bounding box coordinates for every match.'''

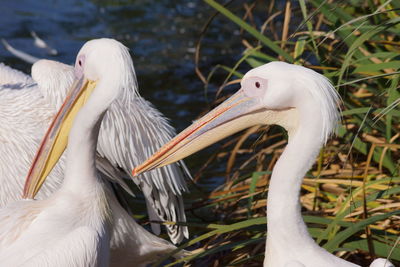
[152,1,400,266]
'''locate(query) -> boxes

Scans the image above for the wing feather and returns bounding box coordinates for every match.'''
[97,96,190,243]
[0,62,33,86]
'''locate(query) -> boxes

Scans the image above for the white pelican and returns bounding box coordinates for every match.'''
[0,39,189,265]
[0,38,191,266]
[133,62,394,267]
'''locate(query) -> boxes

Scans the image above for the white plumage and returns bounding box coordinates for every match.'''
[0,180,111,266]
[0,39,189,265]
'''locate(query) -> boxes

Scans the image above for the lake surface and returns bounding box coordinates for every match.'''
[0,0,245,192]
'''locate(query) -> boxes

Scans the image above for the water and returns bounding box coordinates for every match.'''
[0,0,245,192]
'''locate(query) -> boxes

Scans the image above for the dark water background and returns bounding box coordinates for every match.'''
[0,0,250,207]
[0,0,240,125]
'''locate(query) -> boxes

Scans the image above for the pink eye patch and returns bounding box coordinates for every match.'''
[242,77,268,98]
[74,54,86,79]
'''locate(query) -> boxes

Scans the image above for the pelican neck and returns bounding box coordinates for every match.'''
[265,104,325,256]
[62,91,108,192]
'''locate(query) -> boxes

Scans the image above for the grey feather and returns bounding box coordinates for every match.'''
[97,96,190,244]
[95,154,134,197]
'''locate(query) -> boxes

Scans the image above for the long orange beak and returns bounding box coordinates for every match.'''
[132,89,286,176]
[23,77,97,199]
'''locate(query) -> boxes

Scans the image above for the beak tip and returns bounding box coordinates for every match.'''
[131,168,139,177]
[22,191,31,200]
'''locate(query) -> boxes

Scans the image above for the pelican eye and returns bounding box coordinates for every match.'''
[255,81,260,88]
[78,60,82,66]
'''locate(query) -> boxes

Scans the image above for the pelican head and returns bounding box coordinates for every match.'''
[240,62,340,142]
[23,38,135,198]
[74,39,136,95]
[133,61,340,175]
